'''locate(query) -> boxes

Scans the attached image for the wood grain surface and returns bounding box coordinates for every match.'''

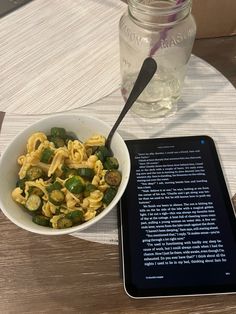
[193,37,236,87]
[0,10,236,314]
[1,208,236,314]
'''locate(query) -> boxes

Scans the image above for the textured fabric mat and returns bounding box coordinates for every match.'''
[1,55,236,244]
[0,0,126,114]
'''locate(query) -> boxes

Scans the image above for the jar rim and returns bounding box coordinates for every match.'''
[127,0,192,29]
[128,0,192,16]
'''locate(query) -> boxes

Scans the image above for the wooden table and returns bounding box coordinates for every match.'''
[193,36,236,88]
[0,1,236,311]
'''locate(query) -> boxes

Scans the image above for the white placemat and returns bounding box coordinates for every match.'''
[1,55,236,244]
[0,0,126,114]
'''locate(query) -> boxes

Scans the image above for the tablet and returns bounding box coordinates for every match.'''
[120,135,236,298]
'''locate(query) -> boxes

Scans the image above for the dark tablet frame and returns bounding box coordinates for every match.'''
[120,136,236,298]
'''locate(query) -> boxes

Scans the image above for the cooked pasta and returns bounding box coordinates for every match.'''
[26,132,47,153]
[12,187,26,204]
[84,134,106,147]
[48,147,69,177]
[11,127,122,229]
[68,140,87,163]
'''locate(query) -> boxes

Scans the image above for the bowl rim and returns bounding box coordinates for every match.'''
[0,113,131,235]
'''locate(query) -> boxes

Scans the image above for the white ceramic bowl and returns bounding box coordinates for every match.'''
[0,114,130,235]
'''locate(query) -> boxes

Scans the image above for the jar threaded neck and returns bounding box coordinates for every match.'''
[128,0,192,28]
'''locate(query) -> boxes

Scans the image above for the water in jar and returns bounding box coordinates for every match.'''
[119,1,196,121]
[121,69,186,119]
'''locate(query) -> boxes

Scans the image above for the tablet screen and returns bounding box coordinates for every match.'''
[120,136,236,298]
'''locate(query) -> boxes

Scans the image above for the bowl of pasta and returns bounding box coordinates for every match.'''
[0,114,131,235]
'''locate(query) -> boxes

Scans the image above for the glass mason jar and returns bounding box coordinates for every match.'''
[119,0,196,120]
